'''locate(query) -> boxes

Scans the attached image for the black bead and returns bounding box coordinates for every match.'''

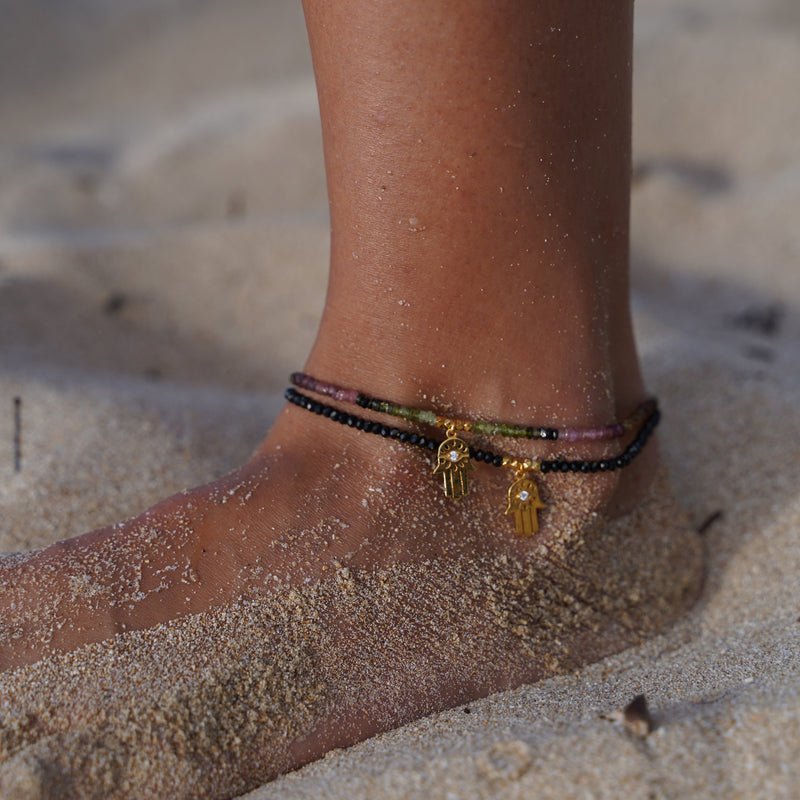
[560,462,570,473]
[389,428,400,439]
[409,433,419,445]
[378,425,389,437]
[580,462,590,472]
[398,431,410,443]
[354,418,365,430]
[312,402,324,414]
[427,440,438,451]
[417,436,427,447]
[490,455,501,467]
[549,429,559,440]
[589,461,599,472]
[322,407,333,418]
[598,460,608,471]
[473,449,485,461]
[570,462,581,472]
[540,462,550,474]
[356,395,369,408]
[328,409,339,421]
[483,452,494,464]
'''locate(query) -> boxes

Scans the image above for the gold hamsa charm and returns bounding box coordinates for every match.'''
[433,435,475,499]
[506,474,545,536]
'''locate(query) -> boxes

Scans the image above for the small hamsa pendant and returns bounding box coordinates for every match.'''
[506,475,545,536]
[433,435,475,499]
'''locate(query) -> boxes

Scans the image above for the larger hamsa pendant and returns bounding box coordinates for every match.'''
[506,475,545,536]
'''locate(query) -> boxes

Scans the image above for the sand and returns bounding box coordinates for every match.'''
[1,0,798,797]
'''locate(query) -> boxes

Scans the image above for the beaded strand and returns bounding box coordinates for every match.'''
[285,388,659,474]
[291,372,654,442]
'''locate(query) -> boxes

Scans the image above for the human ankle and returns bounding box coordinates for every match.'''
[303,335,637,434]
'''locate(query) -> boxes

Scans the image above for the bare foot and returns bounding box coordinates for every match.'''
[0,401,701,798]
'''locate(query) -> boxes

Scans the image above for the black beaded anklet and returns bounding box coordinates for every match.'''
[284,387,660,536]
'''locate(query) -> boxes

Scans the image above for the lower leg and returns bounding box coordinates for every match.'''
[303,0,642,427]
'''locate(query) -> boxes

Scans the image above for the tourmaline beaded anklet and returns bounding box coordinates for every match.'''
[291,372,654,442]
[284,386,660,536]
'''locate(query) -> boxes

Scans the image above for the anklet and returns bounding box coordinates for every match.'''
[291,372,654,442]
[284,387,660,537]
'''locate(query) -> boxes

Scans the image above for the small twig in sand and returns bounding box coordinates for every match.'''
[13,396,22,472]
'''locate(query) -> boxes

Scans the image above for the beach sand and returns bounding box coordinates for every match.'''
[1,0,798,797]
